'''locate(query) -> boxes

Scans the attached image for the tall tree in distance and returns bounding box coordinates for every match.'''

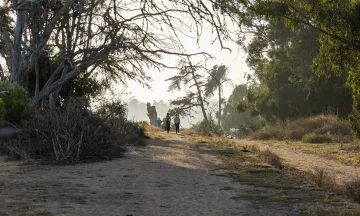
[222,84,264,137]
[0,6,12,72]
[166,58,209,126]
[220,0,360,136]
[204,64,231,126]
[237,18,352,121]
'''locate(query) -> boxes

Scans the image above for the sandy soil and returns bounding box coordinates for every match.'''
[0,133,333,216]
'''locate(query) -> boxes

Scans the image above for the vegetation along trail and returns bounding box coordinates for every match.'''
[1,129,359,216]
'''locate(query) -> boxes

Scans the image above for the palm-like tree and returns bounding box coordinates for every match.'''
[204,65,231,126]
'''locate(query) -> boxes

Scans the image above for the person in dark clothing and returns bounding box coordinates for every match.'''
[174,114,180,134]
[165,113,171,133]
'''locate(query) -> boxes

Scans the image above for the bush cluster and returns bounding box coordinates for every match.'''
[1,98,147,163]
[0,82,29,124]
[252,115,351,143]
[193,118,223,136]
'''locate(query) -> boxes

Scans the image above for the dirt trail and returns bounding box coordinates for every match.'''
[0,133,334,216]
[239,140,360,185]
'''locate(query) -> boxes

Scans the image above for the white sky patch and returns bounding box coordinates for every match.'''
[125,24,250,103]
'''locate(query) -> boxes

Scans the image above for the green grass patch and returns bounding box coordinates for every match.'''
[14,205,55,216]
[232,193,298,203]
[218,152,298,190]
[302,133,333,143]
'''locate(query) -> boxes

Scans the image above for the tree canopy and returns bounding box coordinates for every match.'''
[239,18,352,121]
[1,0,234,107]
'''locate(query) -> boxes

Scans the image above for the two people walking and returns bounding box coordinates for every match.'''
[158,113,181,134]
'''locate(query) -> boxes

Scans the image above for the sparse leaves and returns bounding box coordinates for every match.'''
[7,0,234,105]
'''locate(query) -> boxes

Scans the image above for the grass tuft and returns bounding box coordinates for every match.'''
[344,179,360,202]
[258,149,283,169]
[307,167,335,189]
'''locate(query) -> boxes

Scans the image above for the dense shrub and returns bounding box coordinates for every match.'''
[195,118,223,136]
[0,81,29,124]
[252,115,351,143]
[301,134,333,144]
[1,98,145,163]
[252,128,285,140]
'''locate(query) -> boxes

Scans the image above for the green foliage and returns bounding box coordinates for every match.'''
[241,19,352,121]
[195,118,223,136]
[204,64,229,97]
[228,0,360,137]
[302,134,333,144]
[0,81,29,123]
[0,6,12,65]
[136,123,147,138]
[137,120,150,126]
[223,84,265,137]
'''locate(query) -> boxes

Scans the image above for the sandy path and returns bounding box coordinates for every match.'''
[0,133,316,216]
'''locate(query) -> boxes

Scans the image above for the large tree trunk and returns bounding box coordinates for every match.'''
[10,1,25,86]
[188,61,209,125]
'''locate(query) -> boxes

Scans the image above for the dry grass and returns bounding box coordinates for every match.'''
[236,140,360,203]
[244,139,360,166]
[248,144,261,153]
[190,131,360,205]
[344,179,360,202]
[192,132,285,170]
[307,167,336,189]
[182,129,213,137]
[252,115,352,143]
[145,125,165,139]
[258,149,283,169]
[185,130,232,146]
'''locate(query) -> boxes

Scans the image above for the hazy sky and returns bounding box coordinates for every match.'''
[125,24,250,103]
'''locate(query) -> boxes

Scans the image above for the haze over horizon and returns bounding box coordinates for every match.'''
[123,24,251,103]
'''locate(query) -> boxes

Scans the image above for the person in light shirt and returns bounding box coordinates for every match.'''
[174,114,180,134]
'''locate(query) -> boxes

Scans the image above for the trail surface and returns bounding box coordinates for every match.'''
[0,132,339,216]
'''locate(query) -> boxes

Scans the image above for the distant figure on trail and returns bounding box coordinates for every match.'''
[156,118,162,127]
[165,113,171,133]
[162,117,166,131]
[174,114,180,134]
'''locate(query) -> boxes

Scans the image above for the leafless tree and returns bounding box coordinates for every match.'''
[166,58,210,125]
[4,0,235,107]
